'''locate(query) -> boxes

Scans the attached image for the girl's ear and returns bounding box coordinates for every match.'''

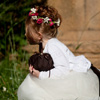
[38,32,43,40]
[38,32,42,38]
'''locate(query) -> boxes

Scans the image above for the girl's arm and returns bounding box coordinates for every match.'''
[29,65,40,78]
[39,44,70,79]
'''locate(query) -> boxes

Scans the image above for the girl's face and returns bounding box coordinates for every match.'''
[25,26,42,45]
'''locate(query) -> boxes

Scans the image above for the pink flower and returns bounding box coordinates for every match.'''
[50,22,54,26]
[37,18,43,24]
[49,19,52,22]
[29,12,32,16]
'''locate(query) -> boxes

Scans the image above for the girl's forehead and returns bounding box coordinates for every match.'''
[25,24,38,36]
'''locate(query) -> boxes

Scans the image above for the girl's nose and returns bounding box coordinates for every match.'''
[25,33,26,36]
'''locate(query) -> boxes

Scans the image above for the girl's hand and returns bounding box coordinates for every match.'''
[29,65,33,73]
[32,67,40,78]
[29,65,40,78]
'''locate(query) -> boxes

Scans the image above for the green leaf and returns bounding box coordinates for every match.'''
[75,43,82,50]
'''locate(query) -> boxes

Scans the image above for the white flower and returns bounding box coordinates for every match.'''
[44,17,50,23]
[3,87,6,92]
[55,18,60,26]
[31,8,37,13]
[32,16,37,20]
[9,77,12,80]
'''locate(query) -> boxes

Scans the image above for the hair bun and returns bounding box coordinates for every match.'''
[35,5,62,27]
[26,5,62,38]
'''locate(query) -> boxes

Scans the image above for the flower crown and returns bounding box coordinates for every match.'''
[29,8,60,27]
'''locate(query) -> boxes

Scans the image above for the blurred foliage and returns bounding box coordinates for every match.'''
[0,0,47,99]
[0,51,30,99]
[0,0,47,58]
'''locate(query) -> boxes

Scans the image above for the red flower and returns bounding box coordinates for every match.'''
[33,13,38,16]
[50,22,54,26]
[37,18,43,24]
[29,12,38,16]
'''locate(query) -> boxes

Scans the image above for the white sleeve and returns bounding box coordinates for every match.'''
[39,44,69,79]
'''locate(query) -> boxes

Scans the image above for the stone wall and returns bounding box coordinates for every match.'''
[48,0,100,68]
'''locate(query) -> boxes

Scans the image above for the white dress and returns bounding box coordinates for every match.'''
[17,38,99,100]
[17,69,99,100]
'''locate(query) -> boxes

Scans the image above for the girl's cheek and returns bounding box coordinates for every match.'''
[25,33,26,36]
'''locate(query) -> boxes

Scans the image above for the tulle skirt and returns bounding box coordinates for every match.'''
[17,69,99,100]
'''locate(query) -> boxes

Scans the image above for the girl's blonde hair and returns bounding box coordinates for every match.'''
[25,5,62,39]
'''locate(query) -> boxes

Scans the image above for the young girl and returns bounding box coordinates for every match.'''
[17,5,99,100]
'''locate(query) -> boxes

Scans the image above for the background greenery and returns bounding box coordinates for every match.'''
[0,0,47,99]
